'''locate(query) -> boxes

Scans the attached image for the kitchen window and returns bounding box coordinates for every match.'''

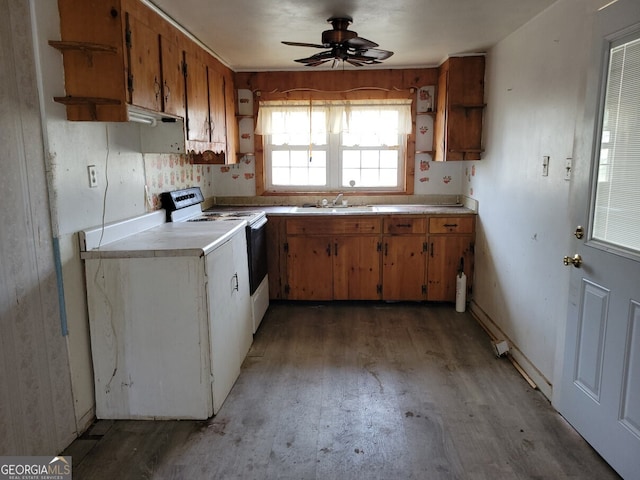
[256,100,412,192]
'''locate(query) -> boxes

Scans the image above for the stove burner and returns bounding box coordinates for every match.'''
[202,211,260,218]
[187,217,245,222]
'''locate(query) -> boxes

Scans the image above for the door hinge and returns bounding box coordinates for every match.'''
[127,73,134,95]
[284,242,289,253]
[377,284,382,294]
[377,242,382,252]
[422,285,427,294]
[423,242,428,253]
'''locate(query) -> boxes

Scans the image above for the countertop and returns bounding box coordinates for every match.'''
[81,220,247,259]
[206,204,476,216]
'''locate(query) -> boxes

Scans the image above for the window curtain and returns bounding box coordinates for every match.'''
[255,99,413,136]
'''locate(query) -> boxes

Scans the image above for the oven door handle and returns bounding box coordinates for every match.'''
[250,216,268,230]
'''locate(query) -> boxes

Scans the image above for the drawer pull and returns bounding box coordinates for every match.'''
[443,223,459,228]
[395,223,412,228]
[430,242,434,258]
[326,244,331,257]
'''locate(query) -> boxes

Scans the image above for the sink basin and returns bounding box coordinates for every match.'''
[290,206,378,214]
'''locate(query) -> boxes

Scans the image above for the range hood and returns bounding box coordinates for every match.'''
[127,105,186,154]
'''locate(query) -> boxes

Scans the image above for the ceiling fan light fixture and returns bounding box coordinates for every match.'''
[282,16,393,68]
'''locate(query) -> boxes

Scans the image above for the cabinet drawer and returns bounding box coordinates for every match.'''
[383,216,427,234]
[429,216,475,234]
[286,217,381,235]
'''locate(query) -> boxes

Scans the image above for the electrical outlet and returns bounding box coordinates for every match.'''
[564,158,572,181]
[88,165,98,188]
[542,156,550,177]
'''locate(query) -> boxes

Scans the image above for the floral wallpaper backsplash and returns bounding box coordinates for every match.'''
[213,154,257,197]
[413,153,464,194]
[143,153,214,210]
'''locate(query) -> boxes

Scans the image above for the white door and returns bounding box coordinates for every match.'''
[558,2,640,479]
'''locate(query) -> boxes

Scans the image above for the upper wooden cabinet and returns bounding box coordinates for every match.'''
[434,56,485,161]
[159,30,186,118]
[51,0,232,160]
[184,46,210,143]
[52,0,183,121]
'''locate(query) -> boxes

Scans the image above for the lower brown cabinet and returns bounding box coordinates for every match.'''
[426,216,475,301]
[285,217,382,301]
[268,214,475,302]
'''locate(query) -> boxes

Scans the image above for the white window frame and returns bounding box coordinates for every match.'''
[258,100,411,193]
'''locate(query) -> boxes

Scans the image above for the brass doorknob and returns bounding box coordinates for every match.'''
[563,254,582,268]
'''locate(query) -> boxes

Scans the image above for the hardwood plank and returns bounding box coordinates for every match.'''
[66,303,620,480]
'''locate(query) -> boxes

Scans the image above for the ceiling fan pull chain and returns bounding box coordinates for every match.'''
[309,99,313,162]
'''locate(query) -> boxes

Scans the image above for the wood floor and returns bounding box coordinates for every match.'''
[64,302,619,479]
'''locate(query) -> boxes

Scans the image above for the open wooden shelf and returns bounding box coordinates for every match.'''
[53,96,121,106]
[48,40,117,55]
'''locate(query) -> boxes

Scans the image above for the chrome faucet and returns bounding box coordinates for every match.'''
[332,193,344,206]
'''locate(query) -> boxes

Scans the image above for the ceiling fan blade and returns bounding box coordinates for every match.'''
[346,58,364,67]
[305,59,332,67]
[282,41,326,48]
[345,36,378,49]
[357,48,394,60]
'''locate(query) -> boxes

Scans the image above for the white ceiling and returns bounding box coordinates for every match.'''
[146,0,557,71]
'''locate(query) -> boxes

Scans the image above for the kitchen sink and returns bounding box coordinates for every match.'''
[290,205,378,214]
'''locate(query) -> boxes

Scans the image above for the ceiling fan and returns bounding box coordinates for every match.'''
[282,16,394,68]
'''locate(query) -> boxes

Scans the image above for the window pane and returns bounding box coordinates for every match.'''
[362,150,380,168]
[343,169,361,187]
[380,150,398,168]
[343,151,360,169]
[272,151,290,167]
[265,102,405,191]
[272,167,290,185]
[592,35,640,254]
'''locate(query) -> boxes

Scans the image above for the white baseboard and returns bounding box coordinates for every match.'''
[469,300,553,400]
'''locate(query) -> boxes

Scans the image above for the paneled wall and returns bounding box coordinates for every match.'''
[0,0,77,455]
[235,69,440,195]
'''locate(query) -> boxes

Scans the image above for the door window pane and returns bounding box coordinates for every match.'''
[592,35,640,254]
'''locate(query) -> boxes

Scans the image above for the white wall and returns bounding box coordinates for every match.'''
[465,0,596,398]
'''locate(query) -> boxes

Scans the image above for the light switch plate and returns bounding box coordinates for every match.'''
[564,158,572,181]
[88,165,98,188]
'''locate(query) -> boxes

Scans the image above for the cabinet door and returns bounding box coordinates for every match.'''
[159,32,185,117]
[286,236,333,300]
[427,236,474,302]
[382,236,426,300]
[127,14,162,111]
[333,236,381,300]
[184,49,210,142]
[230,230,253,363]
[208,67,227,146]
[206,239,241,414]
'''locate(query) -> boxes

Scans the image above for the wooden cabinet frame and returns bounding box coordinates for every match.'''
[267,214,476,303]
